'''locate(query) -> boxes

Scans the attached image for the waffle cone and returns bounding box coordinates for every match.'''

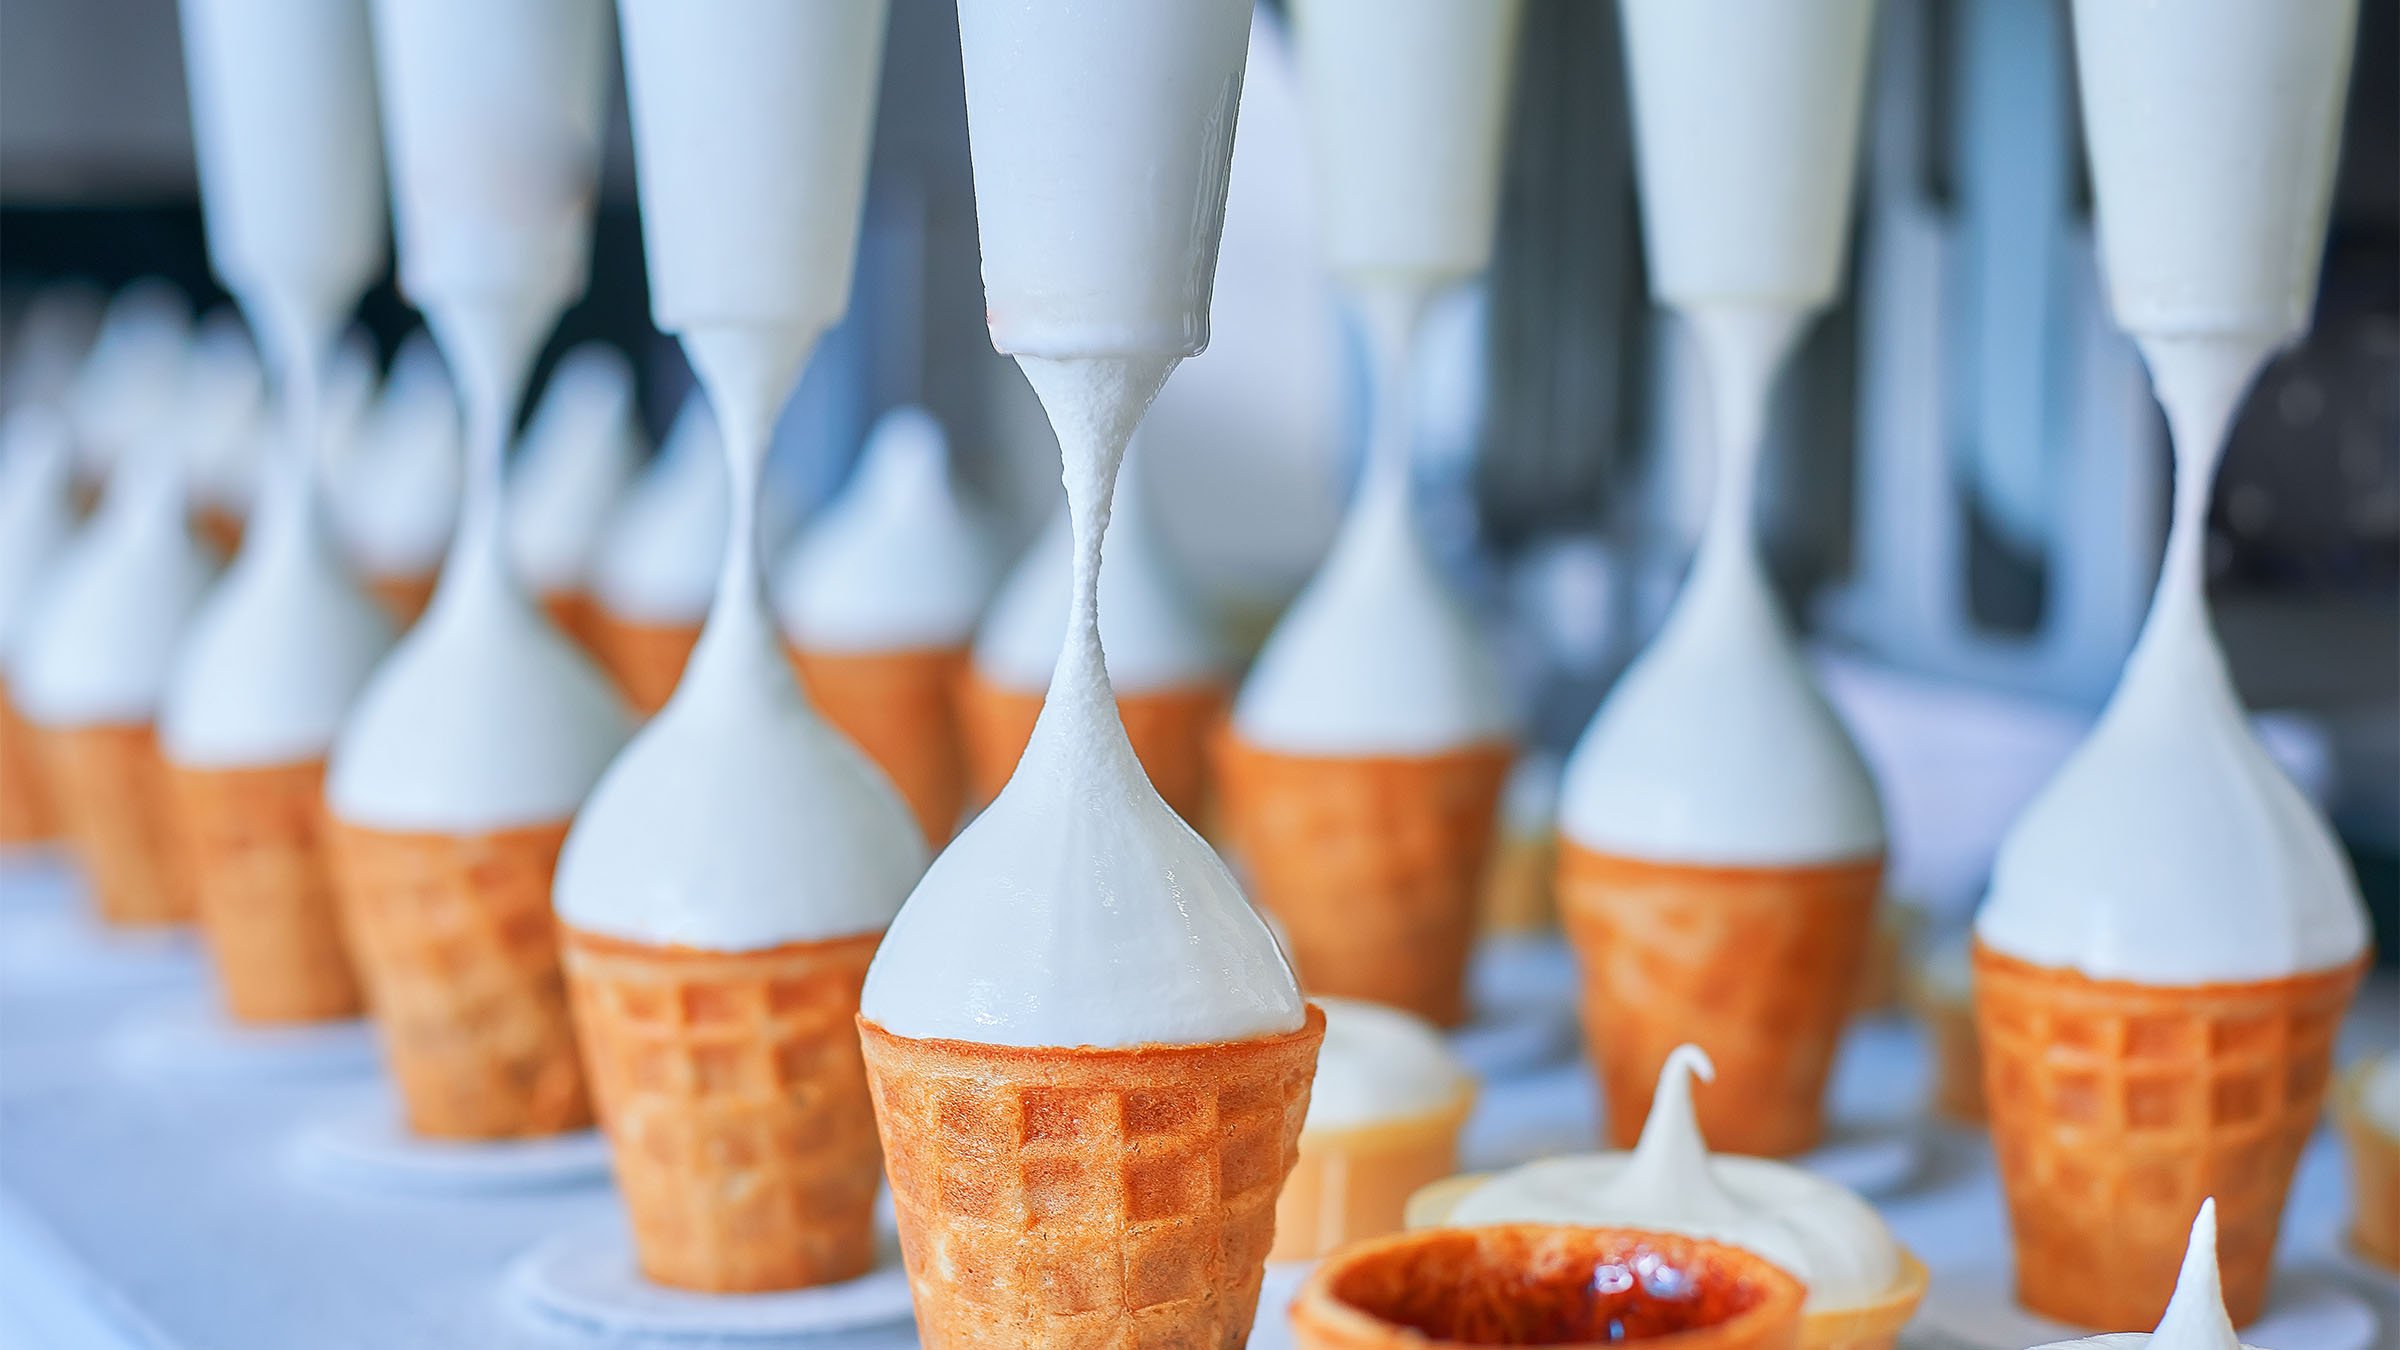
[2333,1060,2400,1273]
[859,1006,1325,1347]
[564,927,884,1293]
[1558,843,1881,1157]
[169,759,364,1023]
[1972,942,2363,1328]
[326,817,590,1139]
[1216,736,1510,1026]
[957,669,1226,825]
[39,722,192,926]
[1273,1094,1475,1263]
[194,504,245,559]
[365,571,436,626]
[1913,982,1984,1127]
[1289,1224,1805,1349]
[538,589,606,663]
[790,644,969,847]
[1478,829,1557,935]
[596,611,701,716]
[0,677,58,845]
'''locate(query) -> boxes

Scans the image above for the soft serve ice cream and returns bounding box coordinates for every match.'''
[1972,0,2367,1331]
[856,5,1319,1340]
[1552,0,1886,1160]
[0,409,79,844]
[589,391,725,712]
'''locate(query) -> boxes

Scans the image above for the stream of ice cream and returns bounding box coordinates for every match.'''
[1976,0,2366,984]
[1443,1044,1904,1311]
[555,0,923,952]
[862,0,1300,1049]
[2029,1201,2254,1350]
[163,0,396,771]
[327,0,627,831]
[776,405,999,654]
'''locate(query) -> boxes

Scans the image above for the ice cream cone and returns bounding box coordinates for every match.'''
[39,722,191,926]
[596,611,701,716]
[1478,829,1556,935]
[538,588,605,663]
[958,669,1225,826]
[1274,1095,1476,1263]
[365,570,436,627]
[193,504,245,559]
[170,759,363,1024]
[564,927,884,1293]
[1289,1224,1806,1349]
[2333,1059,2400,1274]
[0,678,58,846]
[789,644,969,847]
[1971,942,2363,1329]
[1216,736,1509,1027]
[858,1005,1324,1347]
[1558,844,1880,1157]
[327,817,590,1139]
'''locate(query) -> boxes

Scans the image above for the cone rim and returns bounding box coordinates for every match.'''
[859,1000,1326,1064]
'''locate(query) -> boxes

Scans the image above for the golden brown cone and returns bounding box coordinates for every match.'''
[170,759,364,1023]
[596,611,701,716]
[1558,844,1881,1157]
[193,505,245,559]
[39,722,192,926]
[0,678,58,846]
[327,817,591,1139]
[1914,982,1984,1127]
[538,589,607,663]
[1215,736,1509,1027]
[2334,1060,2400,1273]
[1972,942,2364,1329]
[1401,1180,1927,1350]
[859,1006,1324,1348]
[1478,828,1557,935]
[564,927,884,1293]
[956,668,1225,826]
[1272,1096,1473,1263]
[365,571,436,627]
[789,644,969,847]
[1290,1224,1804,1350]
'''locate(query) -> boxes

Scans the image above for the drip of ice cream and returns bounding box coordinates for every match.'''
[0,410,77,671]
[1443,1045,1903,1310]
[1560,309,1883,864]
[14,436,216,727]
[1306,996,1472,1132]
[1976,0,2366,984]
[2028,1201,2255,1350]
[505,343,639,601]
[331,335,461,582]
[330,0,626,831]
[775,405,1000,654]
[557,0,923,952]
[592,392,727,627]
[975,444,1229,695]
[67,283,193,489]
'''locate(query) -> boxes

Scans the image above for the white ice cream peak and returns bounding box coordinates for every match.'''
[2030,1201,2251,1349]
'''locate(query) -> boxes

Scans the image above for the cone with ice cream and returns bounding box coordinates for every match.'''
[0,410,78,847]
[506,342,640,658]
[330,331,459,624]
[1556,0,1886,1158]
[961,438,1232,827]
[777,404,1000,846]
[555,0,924,1292]
[1972,0,2369,1329]
[1219,0,1521,1027]
[327,0,630,1139]
[1273,996,1475,1263]
[591,391,722,714]
[859,8,1324,1342]
[15,418,217,926]
[65,282,192,509]
[176,310,268,558]
[1406,1045,1925,1349]
[2026,1201,2269,1350]
[2333,1054,2400,1274]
